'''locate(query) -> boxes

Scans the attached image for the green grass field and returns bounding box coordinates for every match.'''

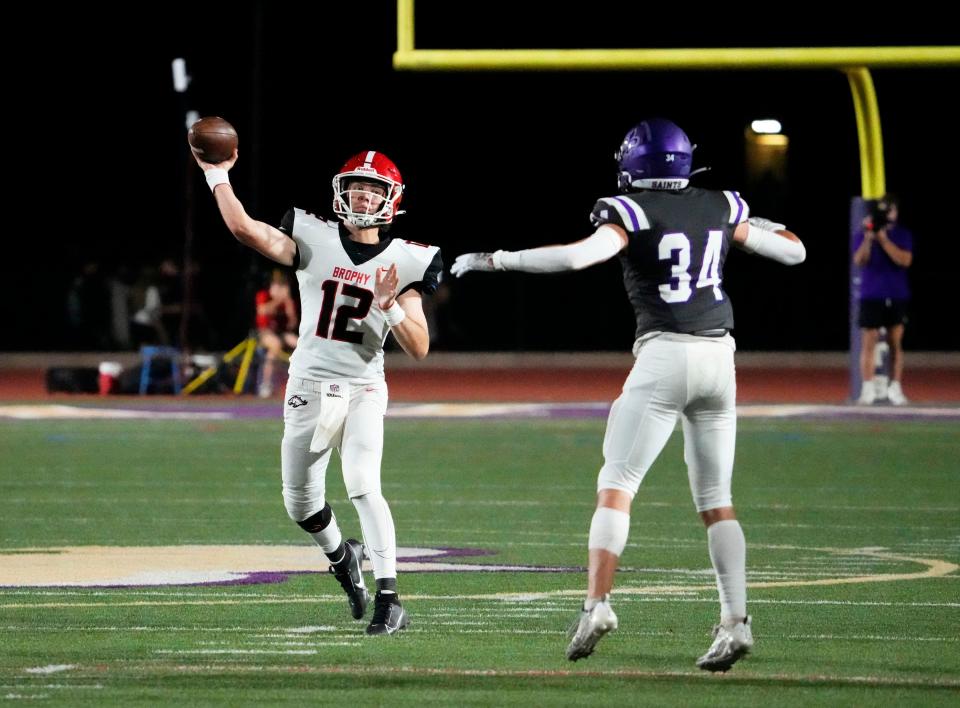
[1,414,958,705]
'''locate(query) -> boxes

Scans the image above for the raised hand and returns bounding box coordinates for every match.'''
[375,263,400,309]
[193,147,239,172]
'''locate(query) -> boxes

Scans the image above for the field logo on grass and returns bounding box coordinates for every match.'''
[0,545,575,588]
[2,544,955,591]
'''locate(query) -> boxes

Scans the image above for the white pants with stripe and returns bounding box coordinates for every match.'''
[280,377,388,521]
[597,333,737,512]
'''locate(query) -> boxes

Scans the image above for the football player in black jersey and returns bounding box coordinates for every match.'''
[453,118,805,670]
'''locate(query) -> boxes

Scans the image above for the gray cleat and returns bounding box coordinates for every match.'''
[565,597,618,661]
[696,616,754,672]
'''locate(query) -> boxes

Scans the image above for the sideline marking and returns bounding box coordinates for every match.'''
[72,662,960,688]
[3,402,959,421]
[0,405,229,420]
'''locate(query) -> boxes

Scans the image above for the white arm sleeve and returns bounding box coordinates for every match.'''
[742,224,806,265]
[495,225,625,273]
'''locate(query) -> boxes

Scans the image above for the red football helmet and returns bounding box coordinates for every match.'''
[332,150,405,227]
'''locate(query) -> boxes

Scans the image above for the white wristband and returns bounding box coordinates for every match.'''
[382,301,406,327]
[205,168,230,193]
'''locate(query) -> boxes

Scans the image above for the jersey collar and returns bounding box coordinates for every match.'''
[338,223,393,266]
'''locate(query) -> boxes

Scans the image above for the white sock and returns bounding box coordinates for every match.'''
[707,519,747,623]
[583,593,609,611]
[352,492,397,580]
[588,507,630,556]
[309,514,342,555]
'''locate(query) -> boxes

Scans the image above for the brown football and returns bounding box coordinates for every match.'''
[188,116,238,164]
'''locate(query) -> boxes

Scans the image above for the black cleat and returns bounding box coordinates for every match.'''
[329,539,370,620]
[365,591,409,635]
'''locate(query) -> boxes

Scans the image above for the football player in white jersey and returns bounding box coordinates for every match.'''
[452,118,805,669]
[195,148,442,635]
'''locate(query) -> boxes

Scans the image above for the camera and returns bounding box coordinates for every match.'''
[867,196,896,231]
[868,203,889,231]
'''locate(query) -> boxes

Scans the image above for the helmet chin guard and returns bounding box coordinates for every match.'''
[332,150,405,227]
[615,118,695,192]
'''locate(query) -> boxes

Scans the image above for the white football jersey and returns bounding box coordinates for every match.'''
[285,208,442,382]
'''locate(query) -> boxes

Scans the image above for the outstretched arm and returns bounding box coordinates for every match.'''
[195,150,297,267]
[451,224,628,277]
[733,217,806,265]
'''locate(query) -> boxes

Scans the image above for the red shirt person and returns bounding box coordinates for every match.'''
[256,270,299,397]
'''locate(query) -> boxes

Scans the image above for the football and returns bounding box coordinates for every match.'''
[188,116,238,164]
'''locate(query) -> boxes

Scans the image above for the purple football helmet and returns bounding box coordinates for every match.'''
[615,118,694,191]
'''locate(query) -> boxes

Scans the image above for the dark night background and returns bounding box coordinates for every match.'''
[6,4,958,353]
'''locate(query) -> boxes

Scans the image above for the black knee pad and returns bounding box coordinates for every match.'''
[296,503,333,533]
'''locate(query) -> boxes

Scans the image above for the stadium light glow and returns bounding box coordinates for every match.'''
[751,119,783,134]
[172,58,190,93]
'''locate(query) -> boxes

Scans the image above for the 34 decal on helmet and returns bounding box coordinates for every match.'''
[615,118,700,192]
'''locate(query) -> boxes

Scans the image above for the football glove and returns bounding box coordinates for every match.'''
[451,252,500,277]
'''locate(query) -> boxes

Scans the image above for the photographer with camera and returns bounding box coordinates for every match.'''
[852,194,914,405]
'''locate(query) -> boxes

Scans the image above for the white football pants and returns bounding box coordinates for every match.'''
[597,333,737,512]
[280,377,389,521]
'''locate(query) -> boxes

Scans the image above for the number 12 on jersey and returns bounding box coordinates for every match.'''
[316,280,374,344]
[658,230,723,303]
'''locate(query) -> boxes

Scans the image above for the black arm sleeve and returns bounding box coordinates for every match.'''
[401,250,443,296]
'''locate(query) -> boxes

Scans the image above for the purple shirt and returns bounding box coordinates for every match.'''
[853,224,912,300]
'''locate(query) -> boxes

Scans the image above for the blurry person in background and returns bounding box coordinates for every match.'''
[65,261,111,350]
[255,269,300,398]
[128,265,168,347]
[158,258,184,347]
[853,195,913,405]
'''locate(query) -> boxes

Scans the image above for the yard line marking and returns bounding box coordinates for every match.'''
[783,634,958,642]
[398,628,959,642]
[4,593,957,634]
[590,598,960,608]
[155,649,322,655]
[22,665,75,675]
[0,685,102,690]
[106,662,960,688]
[248,634,357,639]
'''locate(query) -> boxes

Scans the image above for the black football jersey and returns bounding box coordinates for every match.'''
[590,188,749,339]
